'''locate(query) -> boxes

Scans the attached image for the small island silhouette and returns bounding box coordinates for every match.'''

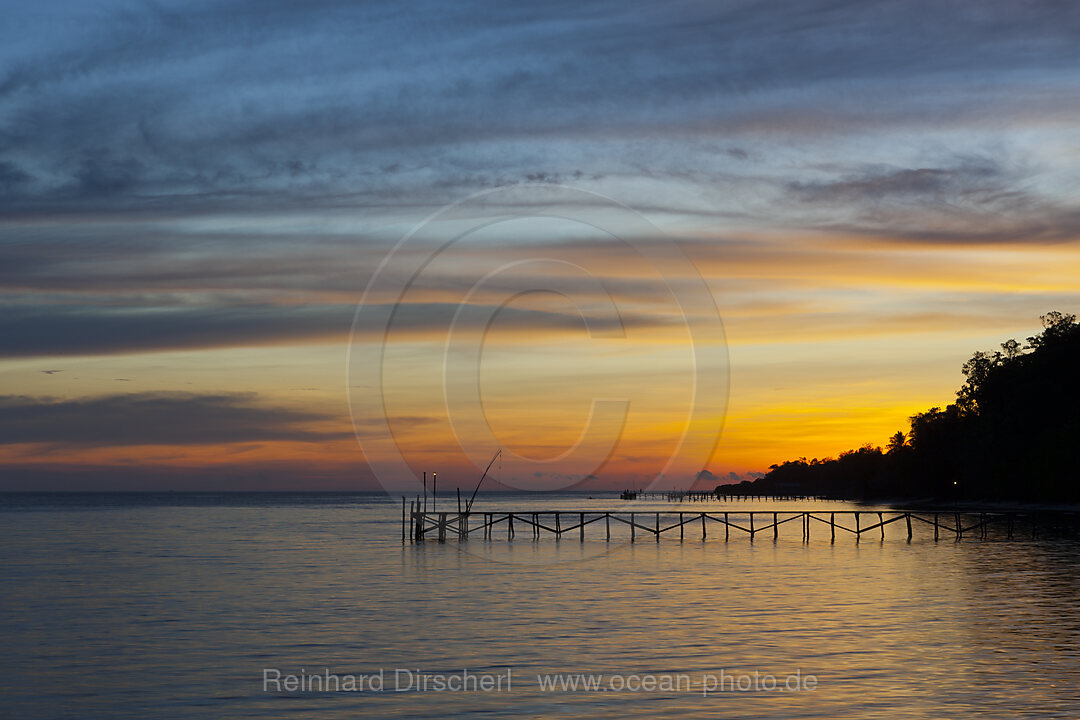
[718,312,1080,503]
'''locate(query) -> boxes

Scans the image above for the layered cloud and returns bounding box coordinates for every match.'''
[3,0,1080,487]
[0,300,673,357]
[3,0,1080,217]
[0,392,350,446]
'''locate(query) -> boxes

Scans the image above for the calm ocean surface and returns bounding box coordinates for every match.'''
[2,492,1079,719]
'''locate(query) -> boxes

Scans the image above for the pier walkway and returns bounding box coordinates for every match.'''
[402,504,1076,543]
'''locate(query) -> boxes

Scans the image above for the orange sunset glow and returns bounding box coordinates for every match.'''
[4,1,1080,493]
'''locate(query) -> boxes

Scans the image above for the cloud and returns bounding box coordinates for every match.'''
[0,304,354,357]
[789,167,966,203]
[3,0,1080,219]
[0,392,350,446]
[0,461,376,492]
[783,158,1080,245]
[0,298,674,357]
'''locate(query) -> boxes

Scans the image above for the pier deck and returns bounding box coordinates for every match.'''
[402,504,1076,543]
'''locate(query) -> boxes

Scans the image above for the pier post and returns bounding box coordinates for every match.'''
[879,512,884,541]
[955,512,962,540]
[402,497,406,543]
[830,512,835,542]
[702,512,707,541]
[723,512,727,541]
[438,513,447,542]
[906,513,912,541]
[606,513,610,541]
[773,512,778,540]
[750,512,755,540]
[580,513,585,542]
[656,512,660,542]
[508,513,514,540]
[555,512,561,539]
[631,512,635,542]
[855,512,860,540]
[934,513,939,541]
[680,513,684,541]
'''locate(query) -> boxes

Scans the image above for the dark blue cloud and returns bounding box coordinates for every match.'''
[1,0,1079,371]
[0,300,666,357]
[2,0,1079,215]
[0,392,350,446]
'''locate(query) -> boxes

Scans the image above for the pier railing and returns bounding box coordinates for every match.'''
[402,504,1073,543]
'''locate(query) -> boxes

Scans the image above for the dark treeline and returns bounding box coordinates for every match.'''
[717,312,1080,502]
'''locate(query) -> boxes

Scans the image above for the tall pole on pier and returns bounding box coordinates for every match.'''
[423,472,427,512]
[466,448,502,514]
[432,472,437,513]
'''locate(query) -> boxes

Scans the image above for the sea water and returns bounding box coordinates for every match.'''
[1,492,1078,719]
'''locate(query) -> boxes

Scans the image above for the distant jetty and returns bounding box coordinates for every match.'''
[620,489,825,502]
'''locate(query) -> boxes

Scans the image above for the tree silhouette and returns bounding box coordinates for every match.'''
[716,311,1080,502]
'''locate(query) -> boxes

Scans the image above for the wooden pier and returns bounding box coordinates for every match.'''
[402,502,1074,544]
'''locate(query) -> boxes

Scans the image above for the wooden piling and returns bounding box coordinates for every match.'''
[405,507,1045,545]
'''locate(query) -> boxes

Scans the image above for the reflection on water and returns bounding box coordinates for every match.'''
[1,493,1078,719]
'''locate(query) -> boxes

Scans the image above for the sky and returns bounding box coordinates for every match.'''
[2,0,1080,492]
